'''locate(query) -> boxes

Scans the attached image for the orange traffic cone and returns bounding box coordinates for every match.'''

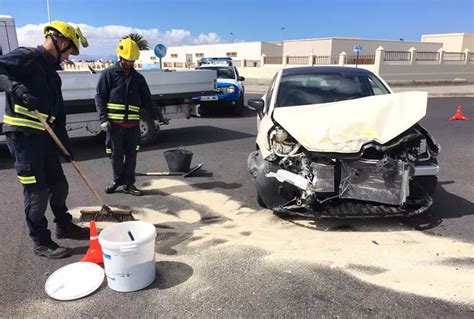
[449,105,469,121]
[80,220,103,264]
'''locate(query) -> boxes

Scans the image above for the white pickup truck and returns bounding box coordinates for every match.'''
[0,15,217,145]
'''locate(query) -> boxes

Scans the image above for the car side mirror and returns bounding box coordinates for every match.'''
[247,98,264,118]
[238,76,245,81]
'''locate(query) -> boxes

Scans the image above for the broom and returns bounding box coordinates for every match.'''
[136,162,204,178]
[34,110,133,222]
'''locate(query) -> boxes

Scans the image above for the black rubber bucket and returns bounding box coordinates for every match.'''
[164,149,193,172]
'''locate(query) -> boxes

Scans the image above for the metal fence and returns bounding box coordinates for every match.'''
[384,51,411,61]
[312,56,339,65]
[287,56,308,65]
[416,51,440,61]
[346,55,375,64]
[160,50,470,69]
[444,52,465,61]
[264,56,283,64]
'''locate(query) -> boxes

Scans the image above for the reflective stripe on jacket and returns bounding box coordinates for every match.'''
[0,46,69,144]
[2,104,56,131]
[106,102,140,122]
[95,62,158,125]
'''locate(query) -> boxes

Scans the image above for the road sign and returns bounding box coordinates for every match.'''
[154,44,167,58]
[353,44,363,53]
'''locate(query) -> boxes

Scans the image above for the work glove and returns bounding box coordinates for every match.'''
[14,84,39,112]
[101,121,111,132]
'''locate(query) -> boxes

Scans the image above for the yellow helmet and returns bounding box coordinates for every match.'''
[116,38,140,61]
[44,20,88,55]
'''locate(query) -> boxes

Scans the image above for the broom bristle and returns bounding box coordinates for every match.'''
[80,205,134,222]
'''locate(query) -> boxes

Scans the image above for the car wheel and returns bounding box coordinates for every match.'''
[139,110,158,146]
[198,103,208,117]
[232,95,244,116]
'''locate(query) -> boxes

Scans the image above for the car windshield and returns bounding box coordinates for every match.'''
[197,66,235,79]
[276,73,390,107]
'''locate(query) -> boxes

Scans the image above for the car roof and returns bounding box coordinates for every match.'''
[281,66,375,77]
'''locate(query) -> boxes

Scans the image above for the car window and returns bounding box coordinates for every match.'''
[276,73,389,107]
[197,66,235,79]
[367,76,390,95]
[264,73,278,113]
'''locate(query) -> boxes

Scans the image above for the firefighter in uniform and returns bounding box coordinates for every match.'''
[96,37,166,196]
[0,21,90,259]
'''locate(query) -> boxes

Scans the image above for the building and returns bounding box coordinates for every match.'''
[137,41,282,68]
[279,37,443,57]
[137,36,449,66]
[421,33,474,51]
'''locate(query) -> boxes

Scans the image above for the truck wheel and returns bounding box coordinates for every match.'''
[139,112,158,146]
[198,103,208,117]
[232,95,244,116]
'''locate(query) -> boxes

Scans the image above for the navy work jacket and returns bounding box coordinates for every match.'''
[95,62,158,124]
[0,46,69,145]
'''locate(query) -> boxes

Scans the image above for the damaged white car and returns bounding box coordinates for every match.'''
[247,67,440,217]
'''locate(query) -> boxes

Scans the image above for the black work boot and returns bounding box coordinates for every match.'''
[34,241,70,259]
[56,223,90,240]
[123,184,143,196]
[105,181,120,194]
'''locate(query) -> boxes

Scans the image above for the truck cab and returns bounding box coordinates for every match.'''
[195,57,245,116]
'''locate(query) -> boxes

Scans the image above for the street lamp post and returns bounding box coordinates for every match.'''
[46,0,51,23]
[230,32,234,43]
[280,27,285,45]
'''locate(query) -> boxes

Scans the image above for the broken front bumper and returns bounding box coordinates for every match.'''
[248,151,434,218]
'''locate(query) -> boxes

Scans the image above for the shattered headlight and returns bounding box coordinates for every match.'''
[270,126,300,157]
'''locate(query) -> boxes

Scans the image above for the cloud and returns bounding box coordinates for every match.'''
[16,23,221,59]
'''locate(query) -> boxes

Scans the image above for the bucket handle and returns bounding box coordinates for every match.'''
[120,244,138,252]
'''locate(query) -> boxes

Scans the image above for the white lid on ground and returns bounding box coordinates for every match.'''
[45,262,104,301]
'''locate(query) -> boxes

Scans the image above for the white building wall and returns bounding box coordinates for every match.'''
[261,42,283,57]
[137,50,160,65]
[282,39,333,56]
[421,33,474,51]
[280,38,443,57]
[164,42,264,63]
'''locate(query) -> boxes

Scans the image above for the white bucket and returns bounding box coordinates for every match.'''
[98,221,157,292]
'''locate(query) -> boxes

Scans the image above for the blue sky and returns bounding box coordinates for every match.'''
[0,0,473,57]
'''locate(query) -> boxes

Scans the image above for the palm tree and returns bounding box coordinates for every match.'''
[123,33,149,50]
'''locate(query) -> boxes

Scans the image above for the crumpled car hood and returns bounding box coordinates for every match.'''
[272,91,427,153]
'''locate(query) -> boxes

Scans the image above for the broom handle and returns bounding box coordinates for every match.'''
[33,110,107,207]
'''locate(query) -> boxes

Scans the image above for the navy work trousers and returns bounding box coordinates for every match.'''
[6,132,72,246]
[108,124,140,186]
